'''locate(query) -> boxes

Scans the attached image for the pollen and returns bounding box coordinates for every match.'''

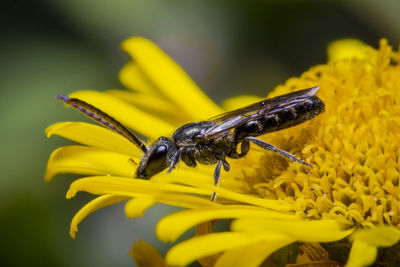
[252,39,400,228]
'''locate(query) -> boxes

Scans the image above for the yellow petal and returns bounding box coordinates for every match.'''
[151,165,252,195]
[150,193,217,209]
[221,95,263,111]
[121,37,223,120]
[70,194,128,239]
[68,90,174,138]
[66,176,210,199]
[130,239,166,267]
[232,218,354,242]
[166,232,292,266]
[162,176,293,211]
[349,226,400,247]
[107,89,190,124]
[124,197,157,218]
[327,39,371,62]
[46,121,141,156]
[45,145,136,182]
[151,164,215,182]
[156,206,296,242]
[119,61,158,94]
[345,239,377,267]
[125,193,217,219]
[215,239,293,267]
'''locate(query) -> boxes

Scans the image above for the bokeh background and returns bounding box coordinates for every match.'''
[1,0,399,266]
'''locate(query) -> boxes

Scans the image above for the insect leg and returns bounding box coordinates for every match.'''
[246,136,312,167]
[167,148,183,173]
[228,139,250,159]
[211,159,223,201]
[223,159,230,171]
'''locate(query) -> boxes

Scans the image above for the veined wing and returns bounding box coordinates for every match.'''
[202,86,320,140]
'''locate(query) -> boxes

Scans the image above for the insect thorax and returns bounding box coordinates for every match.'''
[173,121,235,165]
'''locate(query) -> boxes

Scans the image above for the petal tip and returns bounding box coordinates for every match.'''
[69,225,78,239]
[66,188,77,199]
[121,36,152,52]
[44,171,54,183]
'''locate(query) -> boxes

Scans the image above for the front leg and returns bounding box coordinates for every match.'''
[246,136,312,167]
[167,148,183,173]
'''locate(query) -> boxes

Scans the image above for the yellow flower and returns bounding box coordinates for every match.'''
[46,37,400,267]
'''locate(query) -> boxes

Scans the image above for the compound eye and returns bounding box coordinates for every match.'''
[153,145,167,160]
[145,145,168,176]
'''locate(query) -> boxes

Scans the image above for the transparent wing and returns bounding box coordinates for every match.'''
[202,86,319,139]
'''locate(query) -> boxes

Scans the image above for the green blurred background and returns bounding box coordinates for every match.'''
[0,0,399,266]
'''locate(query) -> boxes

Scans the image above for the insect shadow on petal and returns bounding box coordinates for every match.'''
[56,86,325,201]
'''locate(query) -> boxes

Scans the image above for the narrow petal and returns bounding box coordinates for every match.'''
[119,61,158,94]
[150,193,217,209]
[166,232,292,267]
[66,176,211,199]
[130,239,166,267]
[345,239,377,267]
[221,95,263,111]
[107,89,190,124]
[70,194,128,239]
[45,146,136,182]
[232,218,354,242]
[215,239,293,267]
[156,206,296,242]
[349,226,400,247]
[151,167,251,195]
[68,90,174,138]
[46,121,141,156]
[161,177,293,211]
[125,197,158,218]
[125,193,217,220]
[121,37,223,120]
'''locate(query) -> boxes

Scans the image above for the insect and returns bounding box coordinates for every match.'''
[56,86,324,200]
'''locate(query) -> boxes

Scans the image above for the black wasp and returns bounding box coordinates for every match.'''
[57,86,324,200]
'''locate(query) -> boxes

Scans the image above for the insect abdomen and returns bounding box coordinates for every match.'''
[234,96,324,141]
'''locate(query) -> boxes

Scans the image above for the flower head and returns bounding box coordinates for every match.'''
[46,37,400,267]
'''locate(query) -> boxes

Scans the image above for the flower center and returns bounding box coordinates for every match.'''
[250,40,400,228]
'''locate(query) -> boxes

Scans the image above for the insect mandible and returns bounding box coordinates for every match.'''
[56,86,324,200]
